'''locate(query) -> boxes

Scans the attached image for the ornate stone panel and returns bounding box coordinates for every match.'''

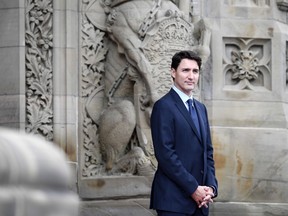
[223,37,271,91]
[25,0,53,140]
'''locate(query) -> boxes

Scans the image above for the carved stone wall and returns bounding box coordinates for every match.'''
[23,0,79,163]
[223,37,271,91]
[207,0,288,203]
[25,0,54,140]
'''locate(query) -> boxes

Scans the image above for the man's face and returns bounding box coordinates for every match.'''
[171,58,200,96]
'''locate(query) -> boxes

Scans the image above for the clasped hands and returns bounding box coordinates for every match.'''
[191,186,214,208]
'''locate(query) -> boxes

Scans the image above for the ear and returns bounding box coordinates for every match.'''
[171,68,176,79]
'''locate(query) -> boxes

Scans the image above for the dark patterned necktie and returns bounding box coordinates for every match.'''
[187,99,200,134]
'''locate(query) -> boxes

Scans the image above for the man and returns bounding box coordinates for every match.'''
[150,50,218,216]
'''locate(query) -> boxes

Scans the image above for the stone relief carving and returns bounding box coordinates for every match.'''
[25,0,53,140]
[81,0,211,177]
[223,38,271,91]
[276,0,288,11]
[231,50,259,81]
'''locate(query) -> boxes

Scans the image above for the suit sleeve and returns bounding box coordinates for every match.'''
[151,100,199,196]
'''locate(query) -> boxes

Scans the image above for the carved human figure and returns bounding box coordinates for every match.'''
[85,0,211,174]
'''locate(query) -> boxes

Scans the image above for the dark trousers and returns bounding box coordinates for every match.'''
[157,208,207,216]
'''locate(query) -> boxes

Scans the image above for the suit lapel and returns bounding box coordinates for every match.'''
[170,89,202,141]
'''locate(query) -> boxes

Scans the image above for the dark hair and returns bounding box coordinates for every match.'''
[171,50,202,70]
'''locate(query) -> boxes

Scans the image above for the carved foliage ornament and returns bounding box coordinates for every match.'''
[81,0,109,177]
[231,50,259,81]
[25,0,53,140]
[223,38,271,91]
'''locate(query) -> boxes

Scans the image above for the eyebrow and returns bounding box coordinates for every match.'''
[181,67,200,72]
[182,68,190,71]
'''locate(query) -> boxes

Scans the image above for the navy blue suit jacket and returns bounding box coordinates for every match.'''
[150,89,218,214]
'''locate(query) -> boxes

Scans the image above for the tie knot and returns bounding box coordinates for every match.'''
[187,99,193,107]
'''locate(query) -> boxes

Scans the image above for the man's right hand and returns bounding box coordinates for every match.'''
[191,186,214,208]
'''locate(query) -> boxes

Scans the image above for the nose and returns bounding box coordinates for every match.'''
[188,71,195,79]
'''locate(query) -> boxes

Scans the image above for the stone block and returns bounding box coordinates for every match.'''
[0,8,22,47]
[0,47,22,94]
[0,95,20,126]
[79,176,153,199]
[53,10,66,48]
[212,126,288,202]
[0,0,24,9]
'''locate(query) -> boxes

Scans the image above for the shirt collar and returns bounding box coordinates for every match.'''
[172,85,194,105]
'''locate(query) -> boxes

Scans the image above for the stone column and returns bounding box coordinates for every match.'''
[52,0,79,162]
[0,0,26,129]
[52,0,79,191]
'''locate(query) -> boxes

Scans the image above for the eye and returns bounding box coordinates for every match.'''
[193,69,199,74]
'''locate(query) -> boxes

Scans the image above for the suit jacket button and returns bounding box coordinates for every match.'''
[201,170,204,174]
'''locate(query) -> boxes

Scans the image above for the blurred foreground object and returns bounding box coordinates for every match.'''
[0,128,79,216]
